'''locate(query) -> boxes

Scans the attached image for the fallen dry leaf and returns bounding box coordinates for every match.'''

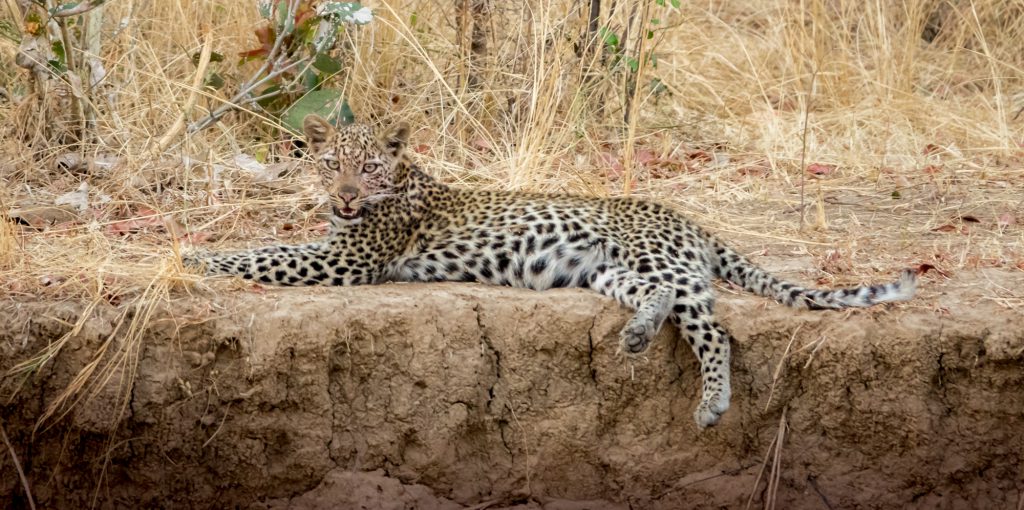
[685,150,713,163]
[106,207,164,236]
[736,162,771,178]
[8,204,81,228]
[915,263,951,278]
[635,150,660,165]
[923,144,942,156]
[806,163,836,176]
[470,137,493,152]
[39,275,66,286]
[598,152,625,177]
[179,232,213,246]
[54,182,91,211]
[922,164,942,174]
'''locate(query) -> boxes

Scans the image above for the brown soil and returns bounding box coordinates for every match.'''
[1,266,1023,509]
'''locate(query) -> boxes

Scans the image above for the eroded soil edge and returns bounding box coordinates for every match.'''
[2,277,1023,509]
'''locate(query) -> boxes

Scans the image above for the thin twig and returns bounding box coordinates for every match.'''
[745,431,776,510]
[764,324,802,412]
[621,0,652,196]
[766,407,788,510]
[807,475,835,510]
[798,66,819,231]
[201,404,231,448]
[464,499,500,510]
[745,407,788,510]
[0,418,37,510]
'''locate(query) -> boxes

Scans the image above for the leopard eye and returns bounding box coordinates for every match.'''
[325,159,340,171]
[362,163,379,174]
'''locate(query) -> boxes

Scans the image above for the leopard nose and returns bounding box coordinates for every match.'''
[338,187,359,204]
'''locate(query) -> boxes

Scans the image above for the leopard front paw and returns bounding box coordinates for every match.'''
[618,318,657,354]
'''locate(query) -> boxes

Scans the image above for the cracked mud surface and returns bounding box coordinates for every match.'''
[2,269,1023,509]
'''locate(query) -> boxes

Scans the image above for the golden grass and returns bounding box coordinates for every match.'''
[1,0,1023,427]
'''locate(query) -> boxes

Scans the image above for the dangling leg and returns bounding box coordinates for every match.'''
[671,284,732,428]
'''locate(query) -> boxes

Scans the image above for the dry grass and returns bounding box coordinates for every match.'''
[1,0,1023,424]
[0,417,36,510]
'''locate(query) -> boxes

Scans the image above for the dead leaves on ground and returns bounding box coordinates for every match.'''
[806,163,837,177]
[932,213,1019,234]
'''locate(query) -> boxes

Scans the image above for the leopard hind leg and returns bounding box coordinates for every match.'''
[670,283,732,429]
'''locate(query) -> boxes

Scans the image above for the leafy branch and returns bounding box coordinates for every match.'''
[187,0,371,134]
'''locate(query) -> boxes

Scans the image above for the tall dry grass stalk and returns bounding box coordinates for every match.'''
[0,214,16,269]
[1,0,1022,428]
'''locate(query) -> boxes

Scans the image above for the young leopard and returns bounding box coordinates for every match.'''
[186,115,917,428]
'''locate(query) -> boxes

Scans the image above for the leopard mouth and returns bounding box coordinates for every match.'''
[332,205,362,220]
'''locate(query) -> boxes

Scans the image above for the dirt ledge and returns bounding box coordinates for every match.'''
[2,272,1023,509]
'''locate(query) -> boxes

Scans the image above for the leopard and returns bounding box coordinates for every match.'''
[185,114,917,428]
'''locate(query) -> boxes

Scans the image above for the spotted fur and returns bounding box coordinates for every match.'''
[185,117,917,428]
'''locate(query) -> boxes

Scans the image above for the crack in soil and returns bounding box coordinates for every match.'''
[473,304,502,414]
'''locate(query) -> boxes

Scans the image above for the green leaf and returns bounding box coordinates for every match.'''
[649,77,669,96]
[51,40,66,62]
[670,0,681,7]
[891,190,901,199]
[625,56,639,73]
[256,85,283,108]
[281,89,354,135]
[313,53,343,74]
[49,40,67,72]
[598,27,619,48]
[47,59,67,73]
[301,67,320,90]
[313,19,339,52]
[204,72,225,90]
[192,51,225,66]
[257,0,273,19]
[318,2,372,25]
[650,18,661,25]
[647,29,654,40]
[275,0,288,30]
[410,12,418,26]
[655,0,665,5]
[50,2,81,16]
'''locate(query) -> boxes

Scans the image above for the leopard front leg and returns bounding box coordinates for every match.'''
[586,263,675,355]
[183,242,375,286]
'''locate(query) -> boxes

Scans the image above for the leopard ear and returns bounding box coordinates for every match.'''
[303,114,335,154]
[381,122,410,158]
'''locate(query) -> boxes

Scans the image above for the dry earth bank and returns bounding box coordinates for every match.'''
[2,268,1023,509]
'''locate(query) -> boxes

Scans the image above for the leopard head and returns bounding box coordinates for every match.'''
[303,114,411,222]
